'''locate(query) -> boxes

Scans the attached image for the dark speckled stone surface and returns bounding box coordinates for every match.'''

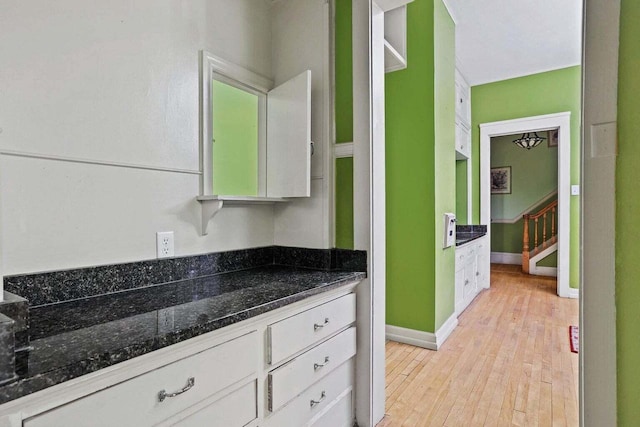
[0,262,365,404]
[5,246,366,307]
[0,313,16,385]
[456,225,488,246]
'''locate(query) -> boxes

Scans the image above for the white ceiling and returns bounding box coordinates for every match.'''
[443,0,583,86]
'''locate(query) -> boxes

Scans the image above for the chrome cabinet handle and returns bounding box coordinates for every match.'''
[158,377,195,402]
[314,356,330,370]
[314,318,330,331]
[310,391,326,407]
[311,141,315,156]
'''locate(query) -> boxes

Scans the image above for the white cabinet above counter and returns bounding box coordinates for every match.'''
[455,68,472,160]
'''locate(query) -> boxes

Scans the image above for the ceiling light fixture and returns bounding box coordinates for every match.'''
[512,132,546,149]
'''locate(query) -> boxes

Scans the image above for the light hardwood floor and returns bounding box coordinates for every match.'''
[379,264,579,427]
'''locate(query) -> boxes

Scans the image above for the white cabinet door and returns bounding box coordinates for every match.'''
[309,388,353,427]
[455,120,471,160]
[267,70,312,198]
[268,327,356,411]
[267,294,356,365]
[161,381,257,427]
[23,332,258,427]
[264,360,354,427]
[455,266,465,315]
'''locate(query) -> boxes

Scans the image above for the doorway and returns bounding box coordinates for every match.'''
[480,112,574,298]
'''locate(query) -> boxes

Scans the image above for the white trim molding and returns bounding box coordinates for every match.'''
[531,266,558,277]
[385,313,459,351]
[491,190,558,224]
[480,112,572,299]
[334,142,354,158]
[490,252,521,265]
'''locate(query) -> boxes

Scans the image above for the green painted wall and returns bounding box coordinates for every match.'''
[455,160,468,224]
[334,0,354,249]
[471,66,581,289]
[490,134,557,221]
[433,0,456,330]
[490,132,558,268]
[386,0,455,333]
[616,0,640,422]
[491,193,557,254]
[335,157,354,249]
[212,80,259,196]
[537,251,557,268]
[335,0,353,144]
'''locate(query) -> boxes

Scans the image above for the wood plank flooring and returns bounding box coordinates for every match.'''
[378,264,579,427]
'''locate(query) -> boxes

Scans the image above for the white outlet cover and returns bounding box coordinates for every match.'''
[571,185,580,196]
[156,231,175,258]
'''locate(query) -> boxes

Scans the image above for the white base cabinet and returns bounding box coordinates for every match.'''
[0,284,359,427]
[455,236,489,315]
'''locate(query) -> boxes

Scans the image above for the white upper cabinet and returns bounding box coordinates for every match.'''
[267,71,312,198]
[455,68,472,159]
[199,51,312,200]
[455,68,471,127]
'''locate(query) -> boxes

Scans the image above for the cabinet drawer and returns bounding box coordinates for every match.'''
[265,359,354,427]
[160,380,257,427]
[309,388,353,427]
[24,332,258,427]
[267,294,356,365]
[268,327,356,411]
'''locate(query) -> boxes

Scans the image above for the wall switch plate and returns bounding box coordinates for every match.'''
[571,185,581,196]
[156,231,174,258]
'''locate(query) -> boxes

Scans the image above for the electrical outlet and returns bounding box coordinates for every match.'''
[157,308,175,334]
[156,231,174,258]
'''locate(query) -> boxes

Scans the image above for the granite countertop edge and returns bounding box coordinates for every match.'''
[455,232,488,247]
[0,271,365,405]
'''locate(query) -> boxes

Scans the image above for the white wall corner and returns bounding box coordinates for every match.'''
[490,252,521,265]
[386,313,458,351]
[385,324,437,351]
[434,313,459,347]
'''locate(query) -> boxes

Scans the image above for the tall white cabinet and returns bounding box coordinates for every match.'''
[454,69,471,160]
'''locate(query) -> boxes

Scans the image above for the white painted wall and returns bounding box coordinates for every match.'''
[272,0,333,249]
[0,0,280,274]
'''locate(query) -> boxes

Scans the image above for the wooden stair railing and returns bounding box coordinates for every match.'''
[522,199,558,273]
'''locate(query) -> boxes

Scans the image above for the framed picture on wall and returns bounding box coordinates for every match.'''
[548,128,559,147]
[491,166,511,194]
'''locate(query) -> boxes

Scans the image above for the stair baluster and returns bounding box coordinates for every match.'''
[521,198,559,274]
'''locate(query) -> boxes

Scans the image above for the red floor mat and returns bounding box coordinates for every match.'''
[569,325,579,353]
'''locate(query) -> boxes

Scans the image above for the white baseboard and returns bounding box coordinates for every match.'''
[568,287,579,299]
[490,252,521,265]
[530,266,558,277]
[385,313,458,351]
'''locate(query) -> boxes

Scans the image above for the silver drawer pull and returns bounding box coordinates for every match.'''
[310,391,326,408]
[314,356,330,370]
[314,318,330,331]
[158,377,195,402]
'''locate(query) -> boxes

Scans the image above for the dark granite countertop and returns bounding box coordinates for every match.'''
[0,266,364,405]
[456,225,488,246]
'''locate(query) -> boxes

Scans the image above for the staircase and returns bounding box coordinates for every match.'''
[522,199,558,274]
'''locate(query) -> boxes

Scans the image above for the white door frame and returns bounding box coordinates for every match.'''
[352,0,386,425]
[480,112,573,298]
